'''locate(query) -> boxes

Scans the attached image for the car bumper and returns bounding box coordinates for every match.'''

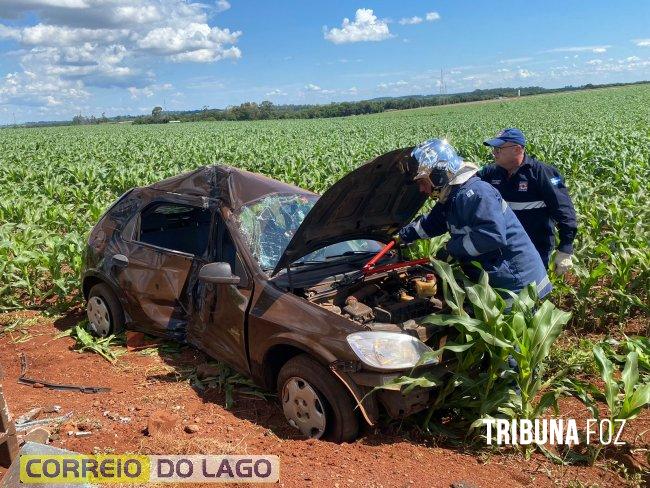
[329,361,452,425]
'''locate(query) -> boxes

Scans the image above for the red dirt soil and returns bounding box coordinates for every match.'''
[1,311,647,488]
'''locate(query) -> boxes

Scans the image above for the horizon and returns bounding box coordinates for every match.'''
[0,1,649,124]
[6,80,649,126]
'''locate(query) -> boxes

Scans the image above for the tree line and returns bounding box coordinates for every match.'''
[3,80,648,128]
[130,82,649,125]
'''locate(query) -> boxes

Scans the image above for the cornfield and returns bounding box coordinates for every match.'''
[0,85,648,329]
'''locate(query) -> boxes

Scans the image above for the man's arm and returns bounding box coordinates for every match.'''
[446,187,508,259]
[398,203,447,244]
[538,165,577,254]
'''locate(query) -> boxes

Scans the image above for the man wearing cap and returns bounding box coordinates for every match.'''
[398,138,551,299]
[479,128,577,274]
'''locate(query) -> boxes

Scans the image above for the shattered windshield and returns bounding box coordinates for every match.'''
[237,193,383,272]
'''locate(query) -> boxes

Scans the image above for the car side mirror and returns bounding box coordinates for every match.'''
[199,262,241,285]
[112,254,129,268]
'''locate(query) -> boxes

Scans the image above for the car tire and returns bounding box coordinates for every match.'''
[87,283,125,337]
[277,354,359,443]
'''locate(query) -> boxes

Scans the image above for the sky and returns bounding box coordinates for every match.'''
[0,0,649,123]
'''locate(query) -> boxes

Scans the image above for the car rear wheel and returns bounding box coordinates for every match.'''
[87,283,125,337]
[277,354,359,442]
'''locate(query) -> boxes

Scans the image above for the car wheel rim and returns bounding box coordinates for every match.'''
[281,377,326,439]
[87,296,111,337]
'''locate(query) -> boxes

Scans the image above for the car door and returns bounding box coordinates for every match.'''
[187,211,253,375]
[115,196,212,339]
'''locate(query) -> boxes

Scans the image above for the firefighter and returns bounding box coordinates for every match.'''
[479,128,577,274]
[398,138,551,299]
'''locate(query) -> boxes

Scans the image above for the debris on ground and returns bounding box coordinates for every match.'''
[196,362,221,379]
[0,442,96,488]
[15,407,41,425]
[68,431,92,437]
[184,424,200,434]
[102,411,130,423]
[126,331,163,352]
[19,353,111,394]
[14,412,72,431]
[146,410,179,437]
[20,427,49,445]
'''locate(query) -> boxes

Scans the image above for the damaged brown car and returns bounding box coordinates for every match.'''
[82,148,451,442]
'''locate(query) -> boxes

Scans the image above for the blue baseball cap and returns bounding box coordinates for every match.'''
[483,128,526,147]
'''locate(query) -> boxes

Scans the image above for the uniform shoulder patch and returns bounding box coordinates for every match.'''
[550,176,562,186]
[465,189,475,198]
[518,181,528,191]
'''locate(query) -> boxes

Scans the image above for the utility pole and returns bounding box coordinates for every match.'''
[439,68,447,105]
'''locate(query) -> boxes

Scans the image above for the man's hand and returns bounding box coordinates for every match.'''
[553,251,573,276]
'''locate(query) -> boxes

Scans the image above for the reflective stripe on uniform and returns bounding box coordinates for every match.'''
[536,274,550,293]
[413,219,429,238]
[501,198,508,213]
[462,234,480,256]
[507,200,547,211]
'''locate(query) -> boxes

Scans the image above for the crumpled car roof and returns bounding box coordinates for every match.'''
[148,164,316,210]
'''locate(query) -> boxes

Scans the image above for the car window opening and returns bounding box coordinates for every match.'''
[138,203,212,256]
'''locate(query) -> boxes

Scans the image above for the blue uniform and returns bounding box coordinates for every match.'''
[477,155,577,268]
[399,176,551,299]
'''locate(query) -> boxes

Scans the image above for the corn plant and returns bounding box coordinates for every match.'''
[370,260,572,461]
[0,84,647,332]
[55,321,123,363]
[561,346,650,465]
[189,362,271,409]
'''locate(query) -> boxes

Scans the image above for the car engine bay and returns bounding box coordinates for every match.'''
[299,265,446,344]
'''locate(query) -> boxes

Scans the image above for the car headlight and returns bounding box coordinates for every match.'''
[346,331,438,371]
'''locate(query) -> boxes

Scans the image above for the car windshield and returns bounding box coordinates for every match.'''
[237,193,383,272]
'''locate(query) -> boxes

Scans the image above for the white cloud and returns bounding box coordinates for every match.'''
[324,9,391,44]
[127,83,171,99]
[301,83,335,95]
[0,0,243,113]
[265,88,287,97]
[399,16,422,26]
[624,56,641,62]
[633,38,650,47]
[8,24,130,46]
[517,69,536,78]
[138,23,241,55]
[377,80,409,89]
[112,5,163,24]
[499,57,533,64]
[398,11,439,26]
[215,0,231,13]
[586,59,603,65]
[0,70,89,108]
[543,45,611,54]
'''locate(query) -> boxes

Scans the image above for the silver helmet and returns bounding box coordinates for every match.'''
[411,138,463,189]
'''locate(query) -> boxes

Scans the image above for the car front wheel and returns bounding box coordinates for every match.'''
[277,354,359,442]
[87,283,125,337]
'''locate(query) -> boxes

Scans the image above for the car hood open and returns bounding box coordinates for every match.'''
[272,147,426,276]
